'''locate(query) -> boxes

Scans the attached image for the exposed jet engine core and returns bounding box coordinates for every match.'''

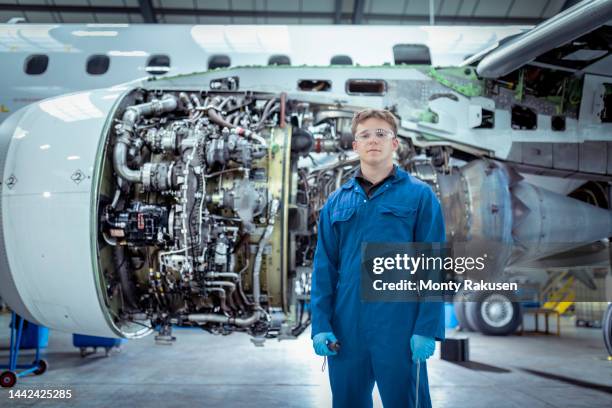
[96,90,307,339]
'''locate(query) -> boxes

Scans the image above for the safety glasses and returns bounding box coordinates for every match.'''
[354,128,395,142]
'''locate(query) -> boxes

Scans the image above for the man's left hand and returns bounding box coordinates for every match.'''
[410,334,435,363]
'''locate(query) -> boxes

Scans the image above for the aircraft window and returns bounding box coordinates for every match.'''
[268,55,291,66]
[87,55,110,75]
[146,55,171,75]
[346,79,387,96]
[298,80,331,92]
[393,44,432,65]
[330,55,353,65]
[24,54,49,75]
[208,55,231,70]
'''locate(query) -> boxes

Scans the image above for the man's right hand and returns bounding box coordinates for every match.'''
[312,332,338,356]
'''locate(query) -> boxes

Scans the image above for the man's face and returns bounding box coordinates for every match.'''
[352,117,398,166]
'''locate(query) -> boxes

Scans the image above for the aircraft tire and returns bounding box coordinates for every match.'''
[465,291,522,335]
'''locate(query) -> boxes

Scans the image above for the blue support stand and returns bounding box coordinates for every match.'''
[0,312,48,388]
[73,334,126,358]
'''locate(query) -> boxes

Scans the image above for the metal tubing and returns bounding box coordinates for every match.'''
[253,199,280,308]
[187,311,261,326]
[204,272,240,280]
[113,140,141,183]
[112,94,177,184]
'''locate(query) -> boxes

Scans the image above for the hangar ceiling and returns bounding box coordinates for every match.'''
[0,0,579,25]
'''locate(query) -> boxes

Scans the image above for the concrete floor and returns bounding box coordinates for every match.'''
[0,312,611,408]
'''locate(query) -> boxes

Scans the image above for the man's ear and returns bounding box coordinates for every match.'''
[352,140,357,152]
[392,137,399,150]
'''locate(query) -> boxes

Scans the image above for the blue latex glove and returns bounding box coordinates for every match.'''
[313,332,338,356]
[410,334,435,363]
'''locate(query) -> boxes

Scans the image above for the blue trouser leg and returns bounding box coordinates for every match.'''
[328,352,375,408]
[372,359,431,408]
[368,331,432,408]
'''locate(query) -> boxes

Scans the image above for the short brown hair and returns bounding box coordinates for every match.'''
[351,109,398,136]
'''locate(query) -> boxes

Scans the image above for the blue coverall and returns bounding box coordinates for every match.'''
[311,165,446,408]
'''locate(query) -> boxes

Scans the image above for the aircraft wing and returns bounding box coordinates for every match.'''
[467,0,612,79]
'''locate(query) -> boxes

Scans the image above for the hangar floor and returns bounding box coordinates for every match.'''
[0,313,610,407]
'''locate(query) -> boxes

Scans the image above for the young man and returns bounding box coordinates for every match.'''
[311,109,446,407]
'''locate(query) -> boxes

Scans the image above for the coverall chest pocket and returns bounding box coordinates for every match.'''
[331,206,357,236]
[330,206,361,286]
[374,204,417,241]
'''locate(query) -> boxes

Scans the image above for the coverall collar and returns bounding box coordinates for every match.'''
[342,163,406,191]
